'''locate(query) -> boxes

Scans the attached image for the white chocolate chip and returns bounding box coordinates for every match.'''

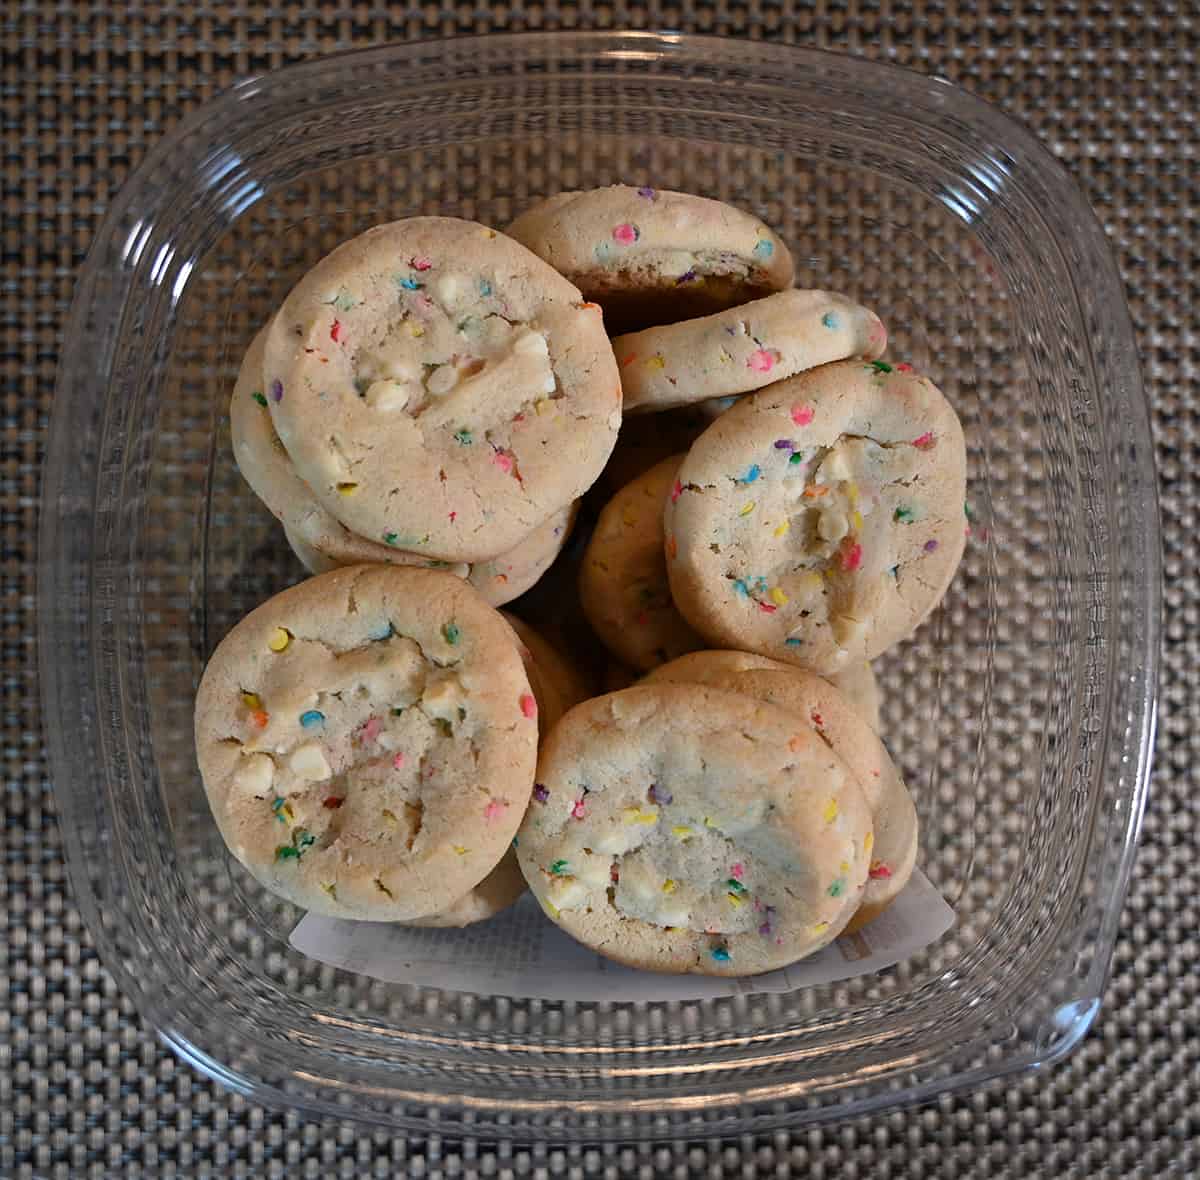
[435,274,463,307]
[422,672,466,723]
[425,364,459,396]
[373,347,422,384]
[288,742,332,782]
[817,447,853,483]
[232,753,275,796]
[513,328,550,358]
[592,826,642,856]
[547,875,588,909]
[832,614,868,649]
[818,507,850,544]
[365,379,417,412]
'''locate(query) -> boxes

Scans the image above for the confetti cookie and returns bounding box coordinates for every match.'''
[515,684,873,976]
[642,649,882,734]
[613,289,888,414]
[237,327,580,603]
[507,186,794,333]
[642,658,915,930]
[194,566,539,921]
[665,360,967,673]
[263,217,621,562]
[579,455,703,672]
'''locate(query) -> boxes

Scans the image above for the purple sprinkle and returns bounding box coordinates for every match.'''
[774,439,794,451]
[675,269,697,285]
[648,783,672,806]
[924,539,940,552]
[758,905,777,937]
[637,186,656,199]
[533,784,550,804]
[270,379,283,403]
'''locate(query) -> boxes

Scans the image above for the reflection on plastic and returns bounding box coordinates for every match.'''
[290,870,955,1002]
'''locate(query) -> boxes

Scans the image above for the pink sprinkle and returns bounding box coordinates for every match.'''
[612,222,639,246]
[791,404,814,426]
[913,431,936,451]
[360,716,382,744]
[330,319,344,343]
[483,799,508,822]
[520,693,537,719]
[748,349,777,373]
[492,452,513,474]
[410,256,433,271]
[731,862,744,880]
[869,862,892,880]
[392,753,406,770]
[840,542,863,572]
[811,711,825,728]
[758,602,777,614]
[896,362,914,372]
[571,798,586,820]
[670,479,683,504]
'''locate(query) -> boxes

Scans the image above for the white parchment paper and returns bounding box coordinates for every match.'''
[290,869,953,1001]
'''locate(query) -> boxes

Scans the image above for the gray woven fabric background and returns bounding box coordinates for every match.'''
[3,4,1196,1176]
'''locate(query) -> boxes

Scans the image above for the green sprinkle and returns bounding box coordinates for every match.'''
[550,859,569,875]
[454,428,473,446]
[332,291,356,312]
[964,501,975,521]
[726,878,747,894]
[383,532,399,546]
[443,622,461,645]
[391,707,405,717]
[894,506,915,524]
[275,845,300,861]
[828,877,846,898]
[788,452,804,465]
[252,391,268,407]
[271,796,288,823]
[869,360,892,373]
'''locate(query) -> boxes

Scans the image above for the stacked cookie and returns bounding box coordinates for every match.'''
[198,188,967,976]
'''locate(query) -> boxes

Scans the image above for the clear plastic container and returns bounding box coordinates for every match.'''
[40,33,1159,1140]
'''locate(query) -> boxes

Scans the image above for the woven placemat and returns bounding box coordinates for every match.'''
[3,5,1196,1176]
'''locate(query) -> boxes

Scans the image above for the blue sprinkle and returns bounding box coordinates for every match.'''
[711,946,731,962]
[732,579,750,597]
[821,311,839,330]
[369,621,394,640]
[299,710,325,729]
[889,565,900,578]
[784,638,803,647]
[397,276,422,291]
[737,464,761,485]
[478,279,492,296]
[753,576,769,593]
[753,239,774,259]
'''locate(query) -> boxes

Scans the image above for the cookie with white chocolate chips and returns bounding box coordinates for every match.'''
[263,218,621,562]
[194,566,538,921]
[643,656,915,930]
[665,360,967,673]
[515,684,873,976]
[507,185,795,333]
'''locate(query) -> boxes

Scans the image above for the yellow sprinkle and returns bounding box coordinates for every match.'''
[672,825,694,841]
[406,321,424,338]
[534,398,554,416]
[840,861,850,874]
[541,897,560,919]
[846,482,860,507]
[267,627,291,653]
[279,803,294,824]
[381,808,398,827]
[812,921,830,935]
[482,228,497,239]
[321,882,337,900]
[864,831,874,853]
[773,520,790,538]
[851,509,865,532]
[623,806,659,825]
[453,845,468,855]
[727,892,745,908]
[703,816,718,829]
[647,354,666,370]
[823,799,839,824]
[797,571,824,594]
[240,691,262,710]
[769,586,789,606]
[662,879,677,894]
[739,501,756,516]
[337,482,359,497]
